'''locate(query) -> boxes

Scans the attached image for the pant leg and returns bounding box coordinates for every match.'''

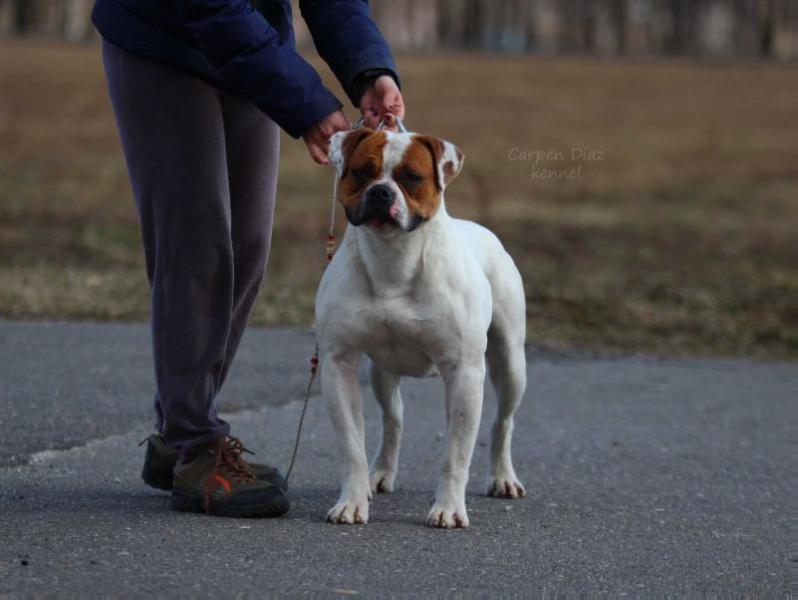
[216,94,280,387]
[102,40,235,459]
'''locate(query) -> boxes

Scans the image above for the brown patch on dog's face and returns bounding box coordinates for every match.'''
[337,130,388,215]
[393,137,443,223]
[335,130,463,231]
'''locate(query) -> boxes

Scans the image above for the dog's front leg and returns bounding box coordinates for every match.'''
[427,360,486,529]
[322,350,371,524]
[369,362,403,494]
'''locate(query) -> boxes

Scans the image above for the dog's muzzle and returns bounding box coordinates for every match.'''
[348,183,400,228]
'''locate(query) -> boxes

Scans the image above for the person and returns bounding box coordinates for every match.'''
[91,0,405,518]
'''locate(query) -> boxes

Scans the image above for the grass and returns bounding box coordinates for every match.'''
[1,40,797,359]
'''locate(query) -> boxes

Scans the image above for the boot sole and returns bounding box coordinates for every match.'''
[142,469,174,492]
[171,490,290,518]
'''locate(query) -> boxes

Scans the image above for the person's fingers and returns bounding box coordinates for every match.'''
[318,121,332,138]
[361,77,408,131]
[359,88,377,124]
[313,149,329,165]
[329,110,351,132]
[320,123,346,139]
[379,94,394,116]
[318,135,330,156]
[380,113,398,132]
[394,95,406,120]
[383,93,405,118]
[320,111,350,138]
[361,106,381,130]
[316,144,330,165]
[307,140,328,165]
[379,103,406,132]
[376,88,405,131]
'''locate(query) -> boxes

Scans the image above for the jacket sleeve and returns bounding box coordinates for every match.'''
[175,0,342,138]
[299,0,400,106]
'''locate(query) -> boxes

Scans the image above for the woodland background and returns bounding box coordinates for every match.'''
[2,0,797,59]
[1,1,796,359]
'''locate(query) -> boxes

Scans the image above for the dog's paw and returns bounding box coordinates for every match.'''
[326,499,369,525]
[487,476,526,499]
[426,503,469,529]
[370,469,396,494]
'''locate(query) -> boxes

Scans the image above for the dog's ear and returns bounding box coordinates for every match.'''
[415,135,464,191]
[329,128,373,178]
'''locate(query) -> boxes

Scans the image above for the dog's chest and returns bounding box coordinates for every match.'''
[361,296,443,377]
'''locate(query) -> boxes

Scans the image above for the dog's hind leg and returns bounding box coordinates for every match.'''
[368,362,403,494]
[485,291,527,499]
[322,351,372,524]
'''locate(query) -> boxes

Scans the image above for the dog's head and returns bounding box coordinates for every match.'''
[329,129,463,233]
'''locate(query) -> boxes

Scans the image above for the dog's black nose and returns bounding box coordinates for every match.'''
[366,184,394,207]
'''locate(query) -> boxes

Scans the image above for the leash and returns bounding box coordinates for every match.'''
[282,115,407,485]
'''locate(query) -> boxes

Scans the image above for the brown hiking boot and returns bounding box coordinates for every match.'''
[141,434,286,491]
[171,436,290,518]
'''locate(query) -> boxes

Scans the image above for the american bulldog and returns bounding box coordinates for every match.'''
[315,128,527,528]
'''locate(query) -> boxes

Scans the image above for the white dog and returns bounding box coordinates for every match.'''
[315,128,527,528]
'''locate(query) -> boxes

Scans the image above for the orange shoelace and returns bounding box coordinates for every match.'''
[202,436,257,512]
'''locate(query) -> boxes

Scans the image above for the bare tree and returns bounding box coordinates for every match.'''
[2,0,796,60]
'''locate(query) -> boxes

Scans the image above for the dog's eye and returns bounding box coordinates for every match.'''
[351,167,371,183]
[402,171,423,186]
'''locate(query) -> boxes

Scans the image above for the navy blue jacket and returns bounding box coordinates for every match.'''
[92,0,399,138]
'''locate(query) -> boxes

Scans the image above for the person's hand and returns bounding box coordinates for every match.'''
[359,75,406,131]
[302,109,350,165]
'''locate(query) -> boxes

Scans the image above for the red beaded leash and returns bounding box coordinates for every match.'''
[283,146,341,484]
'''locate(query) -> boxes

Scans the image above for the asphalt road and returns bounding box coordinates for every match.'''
[0,319,795,595]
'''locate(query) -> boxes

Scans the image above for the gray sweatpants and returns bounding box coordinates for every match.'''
[102,40,279,460]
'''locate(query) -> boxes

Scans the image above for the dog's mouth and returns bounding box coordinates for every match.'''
[367,213,399,229]
[348,201,402,229]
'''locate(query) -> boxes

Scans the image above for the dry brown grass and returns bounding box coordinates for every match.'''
[1,41,797,359]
